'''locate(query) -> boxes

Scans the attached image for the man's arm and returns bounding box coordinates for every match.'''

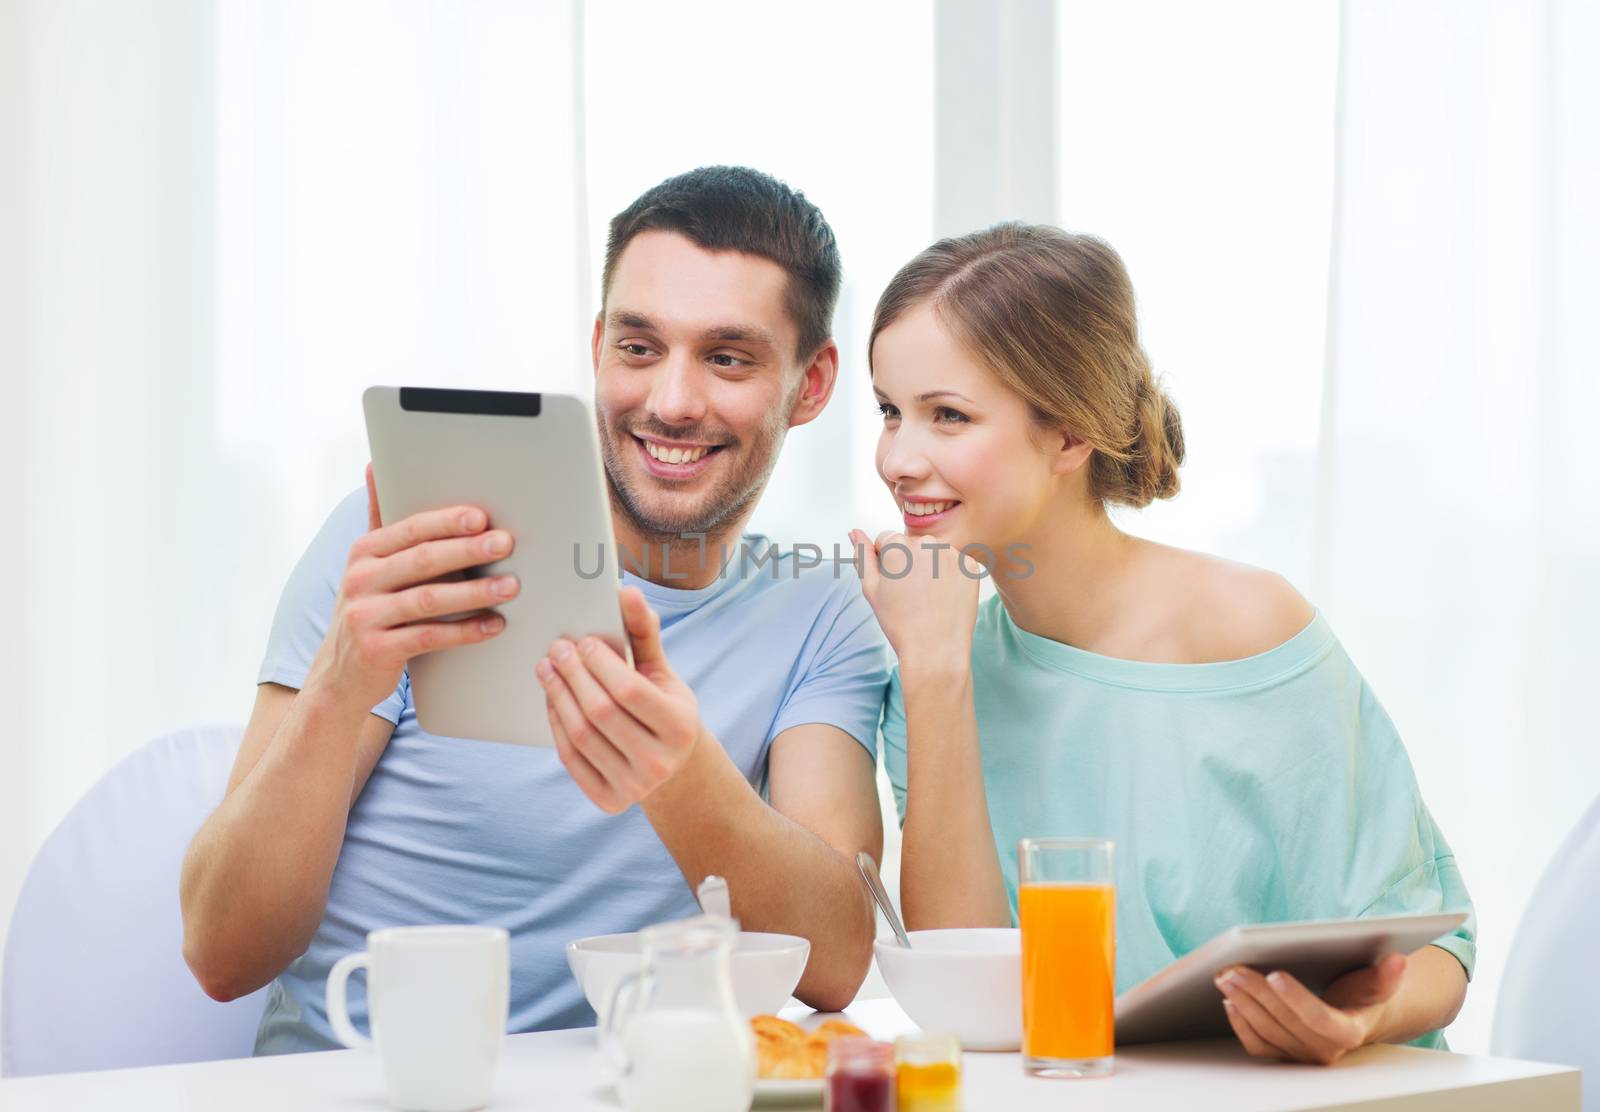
[641,724,881,1012]
[181,471,519,1001]
[180,683,394,1001]
[537,587,883,1012]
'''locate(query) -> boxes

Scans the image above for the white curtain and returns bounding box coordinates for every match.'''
[0,0,587,1010]
[580,0,935,550]
[1318,0,1600,1050]
[2,0,219,989]
[1054,0,1338,591]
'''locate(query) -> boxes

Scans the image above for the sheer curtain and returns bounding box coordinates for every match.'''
[583,0,934,550]
[1318,0,1600,1050]
[1,0,218,1001]
[0,0,587,1021]
[1054,0,1338,587]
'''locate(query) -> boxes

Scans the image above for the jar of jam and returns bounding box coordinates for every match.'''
[895,1033,963,1111]
[825,1037,895,1112]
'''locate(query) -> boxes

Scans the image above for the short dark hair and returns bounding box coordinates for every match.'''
[602,166,842,361]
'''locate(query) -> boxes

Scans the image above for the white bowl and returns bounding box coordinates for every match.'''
[567,930,810,1022]
[874,928,1021,1051]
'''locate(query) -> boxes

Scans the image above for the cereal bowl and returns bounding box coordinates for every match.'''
[873,928,1021,1051]
[567,930,810,1023]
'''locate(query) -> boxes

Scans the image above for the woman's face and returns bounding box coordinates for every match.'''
[871,302,1067,558]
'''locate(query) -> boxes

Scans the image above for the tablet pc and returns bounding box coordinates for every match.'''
[1113,911,1468,1045]
[362,386,628,746]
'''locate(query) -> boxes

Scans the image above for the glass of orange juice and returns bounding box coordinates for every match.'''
[1018,837,1115,1078]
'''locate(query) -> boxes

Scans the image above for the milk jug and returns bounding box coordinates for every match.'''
[603,914,756,1112]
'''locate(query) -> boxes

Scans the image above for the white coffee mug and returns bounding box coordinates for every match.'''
[327,925,510,1112]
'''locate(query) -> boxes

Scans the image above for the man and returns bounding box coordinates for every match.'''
[180,166,889,1052]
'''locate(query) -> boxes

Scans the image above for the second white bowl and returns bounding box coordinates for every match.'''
[874,928,1021,1051]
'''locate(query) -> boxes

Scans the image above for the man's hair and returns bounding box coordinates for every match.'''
[602,166,842,361]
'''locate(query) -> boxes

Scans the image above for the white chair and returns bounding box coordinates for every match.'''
[1492,795,1600,1110]
[2,725,269,1077]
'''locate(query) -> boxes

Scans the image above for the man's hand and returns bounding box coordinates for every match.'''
[1216,952,1408,1065]
[303,464,520,712]
[537,586,700,813]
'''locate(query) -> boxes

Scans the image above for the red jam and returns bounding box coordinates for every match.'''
[826,1070,895,1112]
[825,1037,896,1112]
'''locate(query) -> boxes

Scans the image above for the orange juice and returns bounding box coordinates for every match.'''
[1019,882,1115,1062]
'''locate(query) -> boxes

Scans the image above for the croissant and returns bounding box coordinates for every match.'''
[750,1014,868,1080]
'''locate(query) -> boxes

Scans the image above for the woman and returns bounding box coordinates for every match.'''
[851,225,1474,1063]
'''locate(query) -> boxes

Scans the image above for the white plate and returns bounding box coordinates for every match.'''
[753,1077,824,1104]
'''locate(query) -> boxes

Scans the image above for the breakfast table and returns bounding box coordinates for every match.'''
[0,997,1578,1111]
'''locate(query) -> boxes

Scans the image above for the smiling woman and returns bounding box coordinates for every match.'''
[855,222,1475,1066]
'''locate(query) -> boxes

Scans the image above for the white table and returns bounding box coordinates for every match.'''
[0,998,1578,1111]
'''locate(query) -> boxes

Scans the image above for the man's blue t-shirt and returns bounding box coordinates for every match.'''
[252,489,889,1054]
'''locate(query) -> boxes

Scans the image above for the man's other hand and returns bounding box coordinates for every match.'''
[537,586,701,813]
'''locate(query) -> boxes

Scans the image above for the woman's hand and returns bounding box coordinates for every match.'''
[859,528,1010,930]
[849,528,981,672]
[1216,953,1407,1065]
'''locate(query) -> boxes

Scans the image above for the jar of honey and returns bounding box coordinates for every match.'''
[825,1037,895,1112]
[895,1032,963,1111]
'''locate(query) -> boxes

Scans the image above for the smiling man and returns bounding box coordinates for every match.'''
[180,167,890,1053]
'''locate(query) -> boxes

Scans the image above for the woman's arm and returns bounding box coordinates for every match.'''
[849,529,1009,930]
[897,662,1011,929]
[1216,945,1468,1065]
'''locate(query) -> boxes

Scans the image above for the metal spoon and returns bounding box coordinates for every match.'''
[856,851,912,948]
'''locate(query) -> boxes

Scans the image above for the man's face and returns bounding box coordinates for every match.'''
[593,230,832,539]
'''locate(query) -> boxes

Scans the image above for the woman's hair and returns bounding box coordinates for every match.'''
[869,223,1184,508]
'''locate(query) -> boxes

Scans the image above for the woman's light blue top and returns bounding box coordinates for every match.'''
[881,596,1475,1049]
